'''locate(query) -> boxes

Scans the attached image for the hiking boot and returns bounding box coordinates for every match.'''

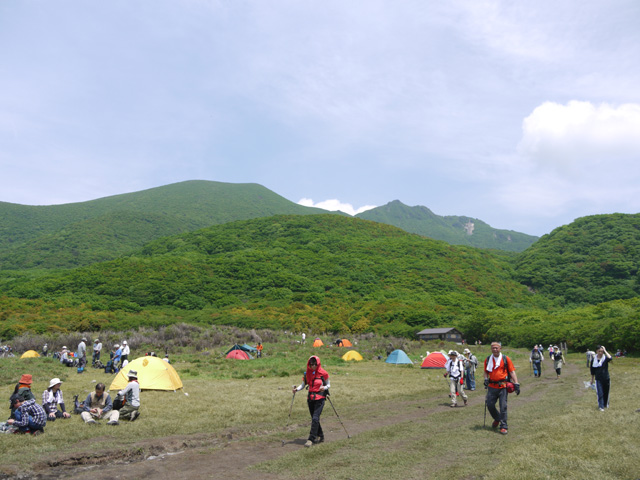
[499,428,508,435]
[86,420,98,425]
[130,411,140,422]
[32,429,44,436]
[107,421,119,426]
[492,420,500,429]
[450,404,457,408]
[313,436,324,444]
[463,399,468,406]
[304,440,313,448]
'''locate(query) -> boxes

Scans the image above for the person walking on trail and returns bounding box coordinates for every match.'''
[301,332,306,345]
[552,345,566,379]
[81,383,120,425]
[484,342,520,435]
[293,355,330,447]
[463,348,478,391]
[590,346,612,412]
[118,370,141,422]
[586,348,596,368]
[41,378,71,421]
[529,345,543,378]
[444,350,468,407]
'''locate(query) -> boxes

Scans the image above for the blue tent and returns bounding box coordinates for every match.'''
[385,349,413,365]
[241,344,258,352]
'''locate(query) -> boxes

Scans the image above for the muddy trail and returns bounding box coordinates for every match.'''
[2,362,586,480]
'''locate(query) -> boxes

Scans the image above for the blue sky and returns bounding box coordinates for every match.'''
[1,1,639,236]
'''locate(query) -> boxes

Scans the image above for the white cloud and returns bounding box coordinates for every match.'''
[298,198,377,216]
[518,101,640,175]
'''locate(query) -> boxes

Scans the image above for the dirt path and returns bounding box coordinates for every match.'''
[5,361,587,480]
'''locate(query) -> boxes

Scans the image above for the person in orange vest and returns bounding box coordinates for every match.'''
[293,355,330,447]
[484,342,520,435]
[256,343,263,358]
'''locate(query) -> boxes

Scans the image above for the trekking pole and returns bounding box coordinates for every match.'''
[326,394,351,439]
[529,361,532,376]
[483,384,488,427]
[282,390,296,446]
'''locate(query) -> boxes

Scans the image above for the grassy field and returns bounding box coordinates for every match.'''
[1,338,638,480]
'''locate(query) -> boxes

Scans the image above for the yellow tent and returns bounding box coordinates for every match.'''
[342,350,363,361]
[109,356,183,391]
[20,350,40,358]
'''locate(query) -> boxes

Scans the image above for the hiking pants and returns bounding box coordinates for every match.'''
[13,409,46,433]
[595,379,610,409]
[119,404,139,421]
[449,377,467,405]
[465,368,476,390]
[307,398,325,441]
[81,410,119,423]
[532,360,541,377]
[486,386,508,430]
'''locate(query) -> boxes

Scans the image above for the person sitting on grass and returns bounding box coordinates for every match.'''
[7,394,47,434]
[9,374,36,419]
[81,383,119,425]
[118,370,141,422]
[42,378,71,421]
[60,347,74,367]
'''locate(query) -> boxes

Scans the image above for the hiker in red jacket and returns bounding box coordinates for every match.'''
[484,342,520,435]
[293,355,330,447]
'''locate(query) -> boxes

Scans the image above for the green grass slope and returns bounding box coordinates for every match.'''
[514,213,640,305]
[1,215,539,336]
[0,180,330,269]
[357,200,538,252]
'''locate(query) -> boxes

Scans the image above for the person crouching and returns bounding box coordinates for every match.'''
[444,350,468,407]
[8,394,47,434]
[118,370,141,422]
[293,355,330,447]
[81,383,120,425]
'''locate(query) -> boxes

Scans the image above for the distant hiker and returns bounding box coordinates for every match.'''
[552,346,565,379]
[163,354,170,363]
[548,344,554,360]
[42,378,71,421]
[81,383,119,425]
[8,394,46,434]
[293,355,330,447]
[41,343,48,357]
[60,347,74,367]
[93,339,102,365]
[301,332,306,345]
[444,350,467,407]
[77,337,87,372]
[463,348,478,391]
[529,346,543,377]
[121,340,130,363]
[256,343,263,358]
[335,339,343,347]
[585,349,596,368]
[117,370,141,422]
[590,346,612,411]
[484,342,520,435]
[10,374,36,419]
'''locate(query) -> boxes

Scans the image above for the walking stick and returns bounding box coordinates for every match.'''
[529,361,532,376]
[483,391,487,427]
[326,394,351,439]
[282,390,296,446]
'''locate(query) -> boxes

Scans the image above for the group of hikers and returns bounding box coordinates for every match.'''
[294,340,615,445]
[4,370,142,435]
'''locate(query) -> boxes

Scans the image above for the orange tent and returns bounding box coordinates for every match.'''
[313,338,324,347]
[339,339,353,347]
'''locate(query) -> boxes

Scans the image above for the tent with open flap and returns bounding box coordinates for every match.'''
[342,350,363,361]
[313,338,324,347]
[109,356,183,391]
[385,349,413,365]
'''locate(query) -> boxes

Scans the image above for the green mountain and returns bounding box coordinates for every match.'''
[514,213,640,305]
[1,214,539,336]
[356,200,538,252]
[0,180,330,269]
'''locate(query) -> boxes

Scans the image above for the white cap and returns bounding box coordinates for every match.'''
[122,340,128,345]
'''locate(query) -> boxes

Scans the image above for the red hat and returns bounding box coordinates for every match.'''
[19,374,33,385]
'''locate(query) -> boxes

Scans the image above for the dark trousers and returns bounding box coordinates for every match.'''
[532,360,541,377]
[486,386,509,429]
[307,398,325,441]
[596,379,610,409]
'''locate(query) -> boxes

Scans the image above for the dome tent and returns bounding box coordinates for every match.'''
[109,356,183,391]
[226,349,251,360]
[312,338,324,347]
[385,349,413,365]
[342,350,363,361]
[20,350,40,358]
[420,351,447,369]
[338,339,353,347]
